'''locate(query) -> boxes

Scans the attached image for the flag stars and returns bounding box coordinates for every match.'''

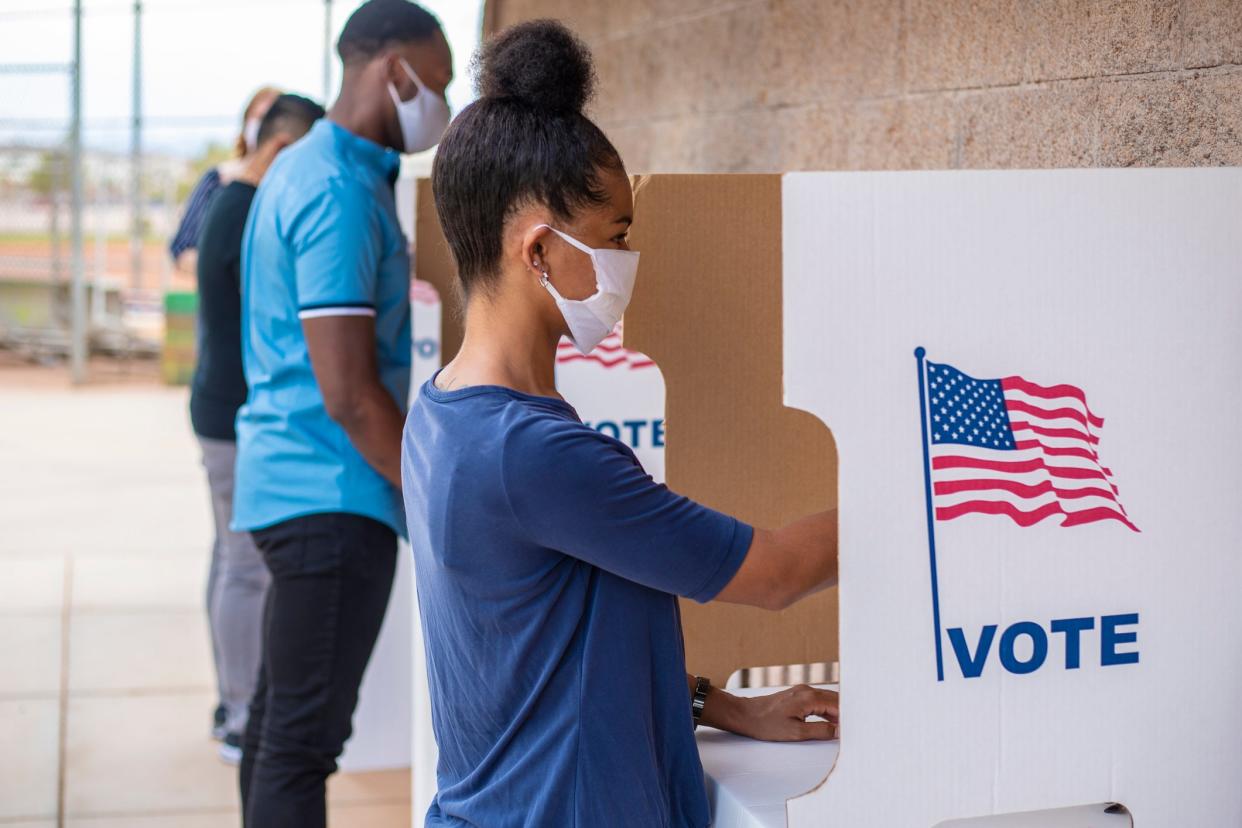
[926,364,1022,451]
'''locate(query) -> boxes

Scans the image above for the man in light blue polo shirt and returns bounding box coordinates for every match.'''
[232,2,452,826]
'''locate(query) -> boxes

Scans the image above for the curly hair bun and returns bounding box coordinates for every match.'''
[475,19,596,115]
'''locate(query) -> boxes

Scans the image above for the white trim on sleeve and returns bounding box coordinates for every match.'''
[297,306,378,320]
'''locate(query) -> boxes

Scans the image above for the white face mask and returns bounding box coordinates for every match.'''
[535,225,640,355]
[387,58,450,154]
[242,117,262,154]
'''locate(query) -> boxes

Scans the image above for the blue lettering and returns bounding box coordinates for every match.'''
[999,621,1048,675]
[580,419,667,449]
[947,625,996,679]
[943,613,1138,678]
[1050,617,1094,669]
[1101,613,1139,666]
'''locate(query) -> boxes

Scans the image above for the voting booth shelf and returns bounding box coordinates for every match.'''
[412,171,1242,826]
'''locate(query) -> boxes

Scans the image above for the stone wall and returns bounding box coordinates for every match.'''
[484,0,1242,171]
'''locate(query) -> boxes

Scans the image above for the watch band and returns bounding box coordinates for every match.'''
[691,675,711,729]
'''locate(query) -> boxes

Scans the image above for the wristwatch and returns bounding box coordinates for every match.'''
[691,675,711,729]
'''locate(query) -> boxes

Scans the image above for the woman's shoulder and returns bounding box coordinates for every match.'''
[411,381,574,432]
[500,396,632,467]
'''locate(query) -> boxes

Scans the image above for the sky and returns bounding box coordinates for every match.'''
[0,0,484,158]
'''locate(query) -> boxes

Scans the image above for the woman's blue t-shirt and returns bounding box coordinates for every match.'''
[401,378,753,827]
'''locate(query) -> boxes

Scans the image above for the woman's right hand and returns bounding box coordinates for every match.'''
[706,683,839,742]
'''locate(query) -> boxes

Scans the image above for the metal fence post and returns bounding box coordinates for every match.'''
[130,0,144,296]
[69,0,86,383]
[323,0,334,103]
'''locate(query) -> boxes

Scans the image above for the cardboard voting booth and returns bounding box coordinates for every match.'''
[780,168,1242,826]
[413,177,838,697]
[410,170,1242,825]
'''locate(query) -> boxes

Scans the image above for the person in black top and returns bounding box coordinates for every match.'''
[170,87,280,275]
[192,93,325,764]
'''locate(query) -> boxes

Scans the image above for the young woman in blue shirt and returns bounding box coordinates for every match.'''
[403,19,840,828]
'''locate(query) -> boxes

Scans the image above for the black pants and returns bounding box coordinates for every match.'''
[240,513,397,828]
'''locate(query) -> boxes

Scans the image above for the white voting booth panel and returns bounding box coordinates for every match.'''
[337,281,443,771]
[338,534,413,771]
[405,281,442,803]
[779,169,1242,825]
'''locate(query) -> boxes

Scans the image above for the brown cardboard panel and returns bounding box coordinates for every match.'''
[415,179,464,361]
[624,174,838,685]
[481,0,504,37]
[412,173,838,687]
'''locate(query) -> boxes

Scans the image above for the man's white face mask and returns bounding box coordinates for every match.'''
[535,225,640,355]
[387,58,450,154]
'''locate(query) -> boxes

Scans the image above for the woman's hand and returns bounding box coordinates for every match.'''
[701,684,839,742]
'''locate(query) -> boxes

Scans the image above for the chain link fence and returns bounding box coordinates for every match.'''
[0,106,193,367]
[0,9,206,372]
[0,62,77,362]
[0,0,477,379]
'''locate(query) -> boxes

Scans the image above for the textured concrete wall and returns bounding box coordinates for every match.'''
[486,0,1242,171]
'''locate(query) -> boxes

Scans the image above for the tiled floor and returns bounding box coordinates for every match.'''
[0,380,411,827]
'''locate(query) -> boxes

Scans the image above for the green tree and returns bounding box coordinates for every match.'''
[28,150,67,199]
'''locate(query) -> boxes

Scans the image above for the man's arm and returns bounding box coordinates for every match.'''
[713,509,838,611]
[303,315,404,488]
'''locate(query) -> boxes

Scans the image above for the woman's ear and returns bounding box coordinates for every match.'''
[521,223,552,275]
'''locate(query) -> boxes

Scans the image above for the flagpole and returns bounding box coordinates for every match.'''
[915,347,945,682]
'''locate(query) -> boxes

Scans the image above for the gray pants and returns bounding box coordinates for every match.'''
[200,436,270,736]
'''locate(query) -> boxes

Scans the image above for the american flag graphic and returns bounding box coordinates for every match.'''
[923,359,1137,532]
[556,327,656,371]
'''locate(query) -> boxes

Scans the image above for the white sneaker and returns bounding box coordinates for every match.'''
[218,733,243,766]
[211,705,227,742]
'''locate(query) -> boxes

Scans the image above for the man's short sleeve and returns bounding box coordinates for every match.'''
[502,415,753,602]
[290,179,382,320]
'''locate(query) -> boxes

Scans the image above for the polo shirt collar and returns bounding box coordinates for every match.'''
[317,119,401,181]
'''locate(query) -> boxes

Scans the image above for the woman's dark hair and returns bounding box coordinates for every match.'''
[431,19,625,295]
